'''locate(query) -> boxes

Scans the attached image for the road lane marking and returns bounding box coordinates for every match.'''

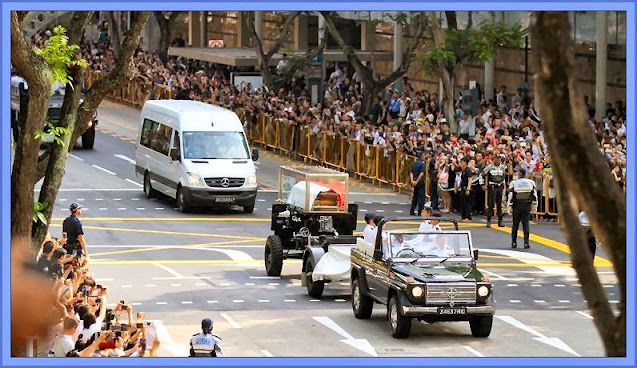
[220,313,241,329]
[181,301,193,305]
[113,199,122,201]
[533,300,546,303]
[463,346,485,357]
[99,208,108,210]
[153,276,211,280]
[95,198,103,201]
[554,284,566,287]
[531,284,542,287]
[479,269,506,280]
[170,284,182,287]
[232,300,244,303]
[250,276,281,280]
[146,284,157,287]
[258,300,270,303]
[310,299,321,302]
[558,300,571,303]
[69,153,84,161]
[131,302,143,306]
[92,164,117,175]
[117,208,127,210]
[122,285,132,288]
[155,207,165,210]
[284,299,296,302]
[490,225,612,266]
[268,282,280,286]
[154,263,184,278]
[245,283,256,286]
[334,299,346,302]
[126,179,143,187]
[136,208,145,210]
[187,247,255,261]
[131,198,140,201]
[509,300,521,303]
[207,300,218,304]
[576,311,593,319]
[114,154,136,164]
[156,302,167,305]
[496,316,580,356]
[313,317,377,357]
[507,284,518,287]
[261,350,273,357]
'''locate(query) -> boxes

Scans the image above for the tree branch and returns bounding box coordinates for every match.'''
[244,12,266,61]
[17,11,29,23]
[380,12,428,86]
[321,11,372,82]
[445,11,458,30]
[265,12,301,60]
[71,12,150,147]
[531,11,625,356]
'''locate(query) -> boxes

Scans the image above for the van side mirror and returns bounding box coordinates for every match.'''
[252,148,259,161]
[170,148,180,161]
[473,250,479,260]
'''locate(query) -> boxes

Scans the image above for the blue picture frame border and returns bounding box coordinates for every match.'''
[1,2,634,368]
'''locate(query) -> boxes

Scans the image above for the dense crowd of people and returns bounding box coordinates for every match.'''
[38,30,628,218]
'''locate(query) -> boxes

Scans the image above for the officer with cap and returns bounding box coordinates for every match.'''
[480,154,508,228]
[189,318,222,357]
[507,167,538,249]
[62,202,88,258]
[362,213,376,244]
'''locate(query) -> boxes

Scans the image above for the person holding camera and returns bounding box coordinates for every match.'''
[189,318,223,357]
[63,203,89,259]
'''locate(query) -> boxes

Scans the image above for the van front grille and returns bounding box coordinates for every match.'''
[205,177,245,188]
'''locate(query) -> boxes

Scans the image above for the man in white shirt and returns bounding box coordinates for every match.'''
[51,317,79,357]
[362,213,376,244]
[418,205,442,232]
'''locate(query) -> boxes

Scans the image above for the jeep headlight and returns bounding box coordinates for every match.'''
[187,172,205,186]
[478,286,490,297]
[411,286,424,298]
[245,173,257,187]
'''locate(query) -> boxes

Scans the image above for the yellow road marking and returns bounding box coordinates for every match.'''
[98,116,137,133]
[49,223,264,241]
[491,225,613,267]
[90,238,259,257]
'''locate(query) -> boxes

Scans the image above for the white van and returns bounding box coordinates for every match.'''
[135,100,259,213]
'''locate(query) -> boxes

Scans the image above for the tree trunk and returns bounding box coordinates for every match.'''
[153,11,179,63]
[10,12,54,256]
[440,67,456,133]
[531,11,625,356]
[108,11,120,58]
[32,12,91,245]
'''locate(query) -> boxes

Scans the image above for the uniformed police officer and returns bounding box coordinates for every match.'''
[189,318,222,357]
[62,203,88,258]
[579,211,597,260]
[507,168,538,249]
[480,154,508,228]
[362,213,376,244]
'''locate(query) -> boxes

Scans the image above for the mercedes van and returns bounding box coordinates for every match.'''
[135,100,259,213]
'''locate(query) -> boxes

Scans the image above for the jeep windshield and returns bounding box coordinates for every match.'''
[385,231,472,261]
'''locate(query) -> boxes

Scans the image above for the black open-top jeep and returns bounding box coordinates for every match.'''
[350,217,495,338]
[264,166,358,296]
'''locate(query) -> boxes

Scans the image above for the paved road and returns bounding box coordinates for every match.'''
[38,100,618,357]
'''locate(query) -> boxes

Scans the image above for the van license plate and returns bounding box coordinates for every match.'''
[215,198,236,203]
[438,307,467,315]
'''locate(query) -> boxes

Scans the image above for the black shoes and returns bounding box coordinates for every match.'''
[486,220,491,228]
[524,243,530,249]
[512,243,517,249]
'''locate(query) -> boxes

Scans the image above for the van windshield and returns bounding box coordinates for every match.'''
[183,131,250,160]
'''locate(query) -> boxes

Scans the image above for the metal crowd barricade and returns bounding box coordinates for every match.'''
[298,126,311,161]
[277,120,294,155]
[263,115,277,150]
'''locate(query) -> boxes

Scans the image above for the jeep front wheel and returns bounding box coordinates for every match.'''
[352,277,373,319]
[264,235,284,276]
[469,316,493,338]
[389,295,411,338]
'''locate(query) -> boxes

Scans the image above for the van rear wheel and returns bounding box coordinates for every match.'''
[144,172,159,199]
[243,204,255,214]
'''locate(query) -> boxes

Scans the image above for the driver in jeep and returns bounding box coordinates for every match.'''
[424,234,455,257]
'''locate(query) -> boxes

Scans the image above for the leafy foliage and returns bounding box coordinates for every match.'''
[417,19,524,73]
[32,201,48,225]
[32,25,88,88]
[34,122,71,147]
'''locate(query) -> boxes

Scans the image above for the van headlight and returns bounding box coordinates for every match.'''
[411,286,424,298]
[245,173,257,187]
[187,172,205,186]
[478,286,490,297]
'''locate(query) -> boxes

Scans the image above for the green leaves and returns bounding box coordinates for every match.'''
[33,201,48,225]
[417,18,524,73]
[32,25,88,88]
[34,122,71,147]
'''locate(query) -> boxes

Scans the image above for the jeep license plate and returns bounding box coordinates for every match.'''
[215,197,236,203]
[438,307,467,315]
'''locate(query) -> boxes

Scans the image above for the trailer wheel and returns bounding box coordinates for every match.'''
[265,235,284,276]
[304,255,325,298]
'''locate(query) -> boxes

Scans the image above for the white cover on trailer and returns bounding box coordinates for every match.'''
[312,245,352,282]
[287,181,332,211]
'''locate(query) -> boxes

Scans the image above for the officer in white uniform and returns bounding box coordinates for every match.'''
[418,205,442,232]
[507,167,538,249]
[362,213,376,244]
[189,318,222,357]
